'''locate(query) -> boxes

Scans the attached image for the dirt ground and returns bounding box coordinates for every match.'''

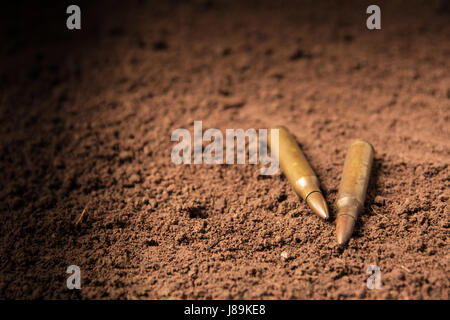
[0,0,449,299]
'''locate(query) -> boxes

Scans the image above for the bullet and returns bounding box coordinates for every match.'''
[268,126,329,220]
[336,140,374,246]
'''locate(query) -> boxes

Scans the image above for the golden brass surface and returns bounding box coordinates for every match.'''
[269,126,329,220]
[336,139,374,245]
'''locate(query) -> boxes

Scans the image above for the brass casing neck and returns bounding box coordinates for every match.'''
[336,196,361,220]
[295,175,321,200]
[269,126,322,201]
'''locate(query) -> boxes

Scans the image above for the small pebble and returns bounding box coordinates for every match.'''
[129,173,141,184]
[374,195,385,206]
[119,150,133,161]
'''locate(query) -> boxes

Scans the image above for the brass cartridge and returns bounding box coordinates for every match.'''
[268,126,329,220]
[335,140,374,246]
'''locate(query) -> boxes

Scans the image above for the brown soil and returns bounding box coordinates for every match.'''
[0,0,449,299]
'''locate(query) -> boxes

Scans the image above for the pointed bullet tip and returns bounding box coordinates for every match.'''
[306,192,329,220]
[336,234,347,247]
[336,215,356,246]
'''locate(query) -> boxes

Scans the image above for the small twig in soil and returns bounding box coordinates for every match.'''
[75,203,89,225]
[400,265,411,273]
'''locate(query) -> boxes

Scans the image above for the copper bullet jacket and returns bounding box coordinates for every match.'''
[268,126,329,220]
[336,139,374,245]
